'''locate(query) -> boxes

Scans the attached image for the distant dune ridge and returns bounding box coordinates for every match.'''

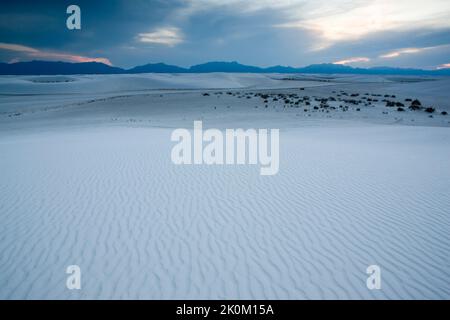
[1,60,450,76]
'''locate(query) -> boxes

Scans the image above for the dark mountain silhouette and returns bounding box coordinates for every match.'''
[128,62,188,73]
[295,63,356,74]
[294,63,450,76]
[0,60,124,75]
[189,61,262,73]
[364,66,444,75]
[1,60,450,76]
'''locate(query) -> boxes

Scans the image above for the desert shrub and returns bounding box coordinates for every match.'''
[386,101,395,107]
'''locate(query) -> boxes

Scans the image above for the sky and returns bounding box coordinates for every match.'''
[1,0,450,69]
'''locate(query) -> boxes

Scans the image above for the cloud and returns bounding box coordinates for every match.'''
[334,57,370,65]
[178,0,295,17]
[437,63,450,69]
[380,44,450,59]
[380,48,423,59]
[275,0,450,49]
[0,43,38,53]
[137,27,183,46]
[0,42,112,65]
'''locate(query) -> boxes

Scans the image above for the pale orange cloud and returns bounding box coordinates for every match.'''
[380,47,424,59]
[334,57,370,65]
[380,45,450,59]
[0,42,112,65]
[437,63,450,69]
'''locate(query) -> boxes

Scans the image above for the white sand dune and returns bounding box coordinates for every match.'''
[0,73,319,115]
[0,73,449,299]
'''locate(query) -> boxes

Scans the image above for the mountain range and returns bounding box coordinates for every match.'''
[1,60,450,76]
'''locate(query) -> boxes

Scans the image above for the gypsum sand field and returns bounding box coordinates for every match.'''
[0,73,449,299]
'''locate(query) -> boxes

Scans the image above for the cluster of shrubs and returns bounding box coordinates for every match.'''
[204,90,449,117]
[383,98,448,115]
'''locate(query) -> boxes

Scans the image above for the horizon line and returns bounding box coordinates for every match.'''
[2,59,450,72]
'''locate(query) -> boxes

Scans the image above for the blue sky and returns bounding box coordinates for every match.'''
[1,0,450,69]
